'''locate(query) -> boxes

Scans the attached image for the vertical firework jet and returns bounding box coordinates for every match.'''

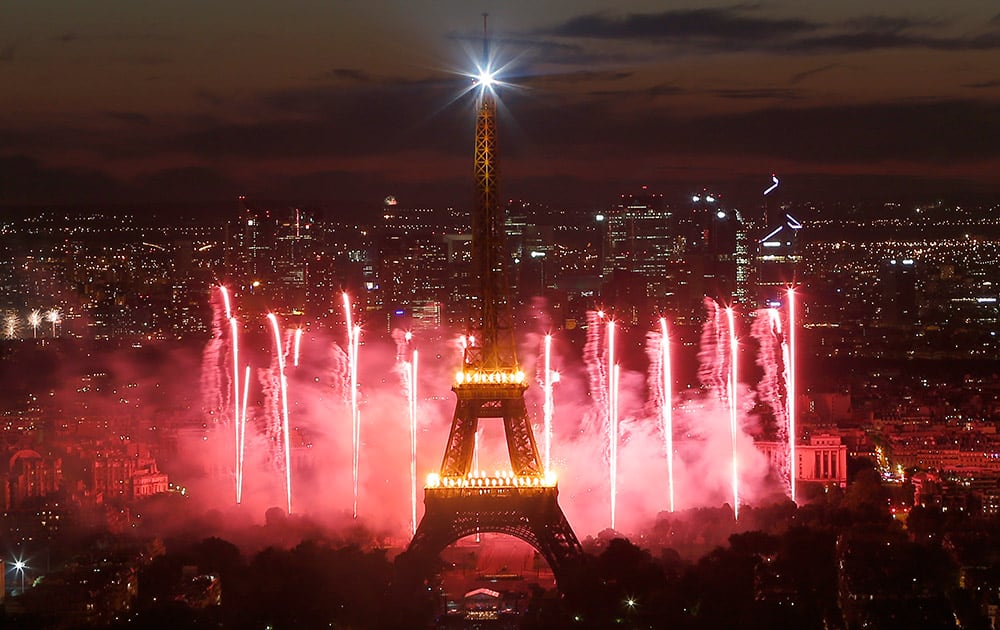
[542,334,554,473]
[238,365,250,504]
[410,348,419,536]
[267,313,293,515]
[4,314,17,339]
[786,287,797,504]
[229,316,241,503]
[396,328,419,536]
[293,328,303,368]
[219,285,232,319]
[343,293,361,518]
[608,319,619,530]
[659,318,675,513]
[28,309,41,338]
[46,309,59,336]
[726,307,740,520]
[202,290,227,422]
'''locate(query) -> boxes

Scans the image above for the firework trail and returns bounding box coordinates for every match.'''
[46,309,59,336]
[541,334,555,473]
[646,318,675,512]
[698,298,727,392]
[267,313,293,515]
[785,287,798,504]
[28,309,41,339]
[230,317,241,503]
[725,307,740,520]
[392,329,420,536]
[409,350,419,536]
[219,285,232,319]
[4,314,17,339]
[293,328,303,367]
[583,311,608,434]
[343,293,361,518]
[752,309,789,489]
[200,289,227,418]
[237,365,250,503]
[608,320,619,530]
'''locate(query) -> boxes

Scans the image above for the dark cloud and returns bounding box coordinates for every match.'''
[841,16,941,33]
[784,31,1000,53]
[1,83,997,209]
[687,100,998,162]
[129,54,172,66]
[963,79,1000,89]
[523,70,633,85]
[708,87,800,100]
[321,68,371,83]
[588,83,684,98]
[788,63,844,85]
[0,155,124,205]
[539,9,1000,54]
[447,31,584,57]
[55,32,79,44]
[132,86,465,164]
[647,83,684,97]
[136,166,236,203]
[196,89,227,107]
[506,92,999,168]
[543,8,818,43]
[106,111,153,126]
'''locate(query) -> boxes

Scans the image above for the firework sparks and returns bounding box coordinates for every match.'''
[293,327,303,367]
[343,293,361,518]
[659,317,675,513]
[726,307,740,520]
[46,308,60,336]
[409,348,419,536]
[786,287,797,505]
[608,319,619,530]
[542,334,554,473]
[267,313,293,515]
[28,309,42,338]
[230,317,241,503]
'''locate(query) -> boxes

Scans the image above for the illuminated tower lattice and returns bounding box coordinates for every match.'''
[402,28,582,588]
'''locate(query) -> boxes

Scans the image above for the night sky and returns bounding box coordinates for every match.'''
[2,1,999,211]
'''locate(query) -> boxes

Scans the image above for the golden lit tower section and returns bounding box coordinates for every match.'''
[467,20,513,372]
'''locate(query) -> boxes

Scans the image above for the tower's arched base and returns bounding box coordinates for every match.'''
[400,486,583,591]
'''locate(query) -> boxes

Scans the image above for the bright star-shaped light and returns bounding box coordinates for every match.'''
[476,68,495,88]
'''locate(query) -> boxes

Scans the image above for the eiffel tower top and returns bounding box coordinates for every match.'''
[461,15,518,377]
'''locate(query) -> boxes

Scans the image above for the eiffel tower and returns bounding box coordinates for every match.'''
[402,18,582,588]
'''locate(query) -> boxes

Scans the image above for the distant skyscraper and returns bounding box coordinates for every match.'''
[506,202,556,300]
[756,212,802,307]
[377,197,451,330]
[603,187,673,318]
[674,191,741,315]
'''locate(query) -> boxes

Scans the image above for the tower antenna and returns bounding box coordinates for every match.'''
[482,12,489,62]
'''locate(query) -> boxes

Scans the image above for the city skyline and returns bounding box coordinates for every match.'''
[1,2,998,211]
